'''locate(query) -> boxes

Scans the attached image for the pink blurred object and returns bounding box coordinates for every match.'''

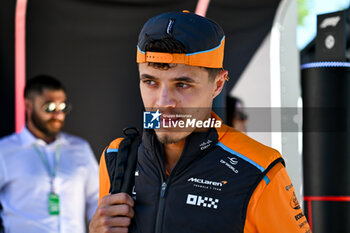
[195,0,211,17]
[15,0,28,133]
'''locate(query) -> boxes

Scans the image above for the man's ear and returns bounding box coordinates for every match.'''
[24,98,33,116]
[212,69,228,99]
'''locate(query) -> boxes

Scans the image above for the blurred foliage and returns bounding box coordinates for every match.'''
[298,0,310,26]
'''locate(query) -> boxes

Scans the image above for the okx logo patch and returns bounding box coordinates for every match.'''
[144,110,161,129]
[186,194,219,209]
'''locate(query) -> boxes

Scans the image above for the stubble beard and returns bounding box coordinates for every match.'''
[31,110,63,138]
[155,130,192,144]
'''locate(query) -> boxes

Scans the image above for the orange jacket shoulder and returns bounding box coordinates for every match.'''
[108,137,124,149]
[217,124,282,170]
[98,137,125,204]
[244,165,311,233]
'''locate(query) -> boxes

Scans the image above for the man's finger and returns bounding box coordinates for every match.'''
[97,204,134,218]
[108,227,130,233]
[103,216,132,227]
[100,193,134,207]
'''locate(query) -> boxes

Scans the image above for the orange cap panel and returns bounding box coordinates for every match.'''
[137,37,225,68]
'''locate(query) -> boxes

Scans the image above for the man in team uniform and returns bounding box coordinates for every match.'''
[90,11,311,233]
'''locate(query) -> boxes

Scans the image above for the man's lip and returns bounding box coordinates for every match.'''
[49,120,63,126]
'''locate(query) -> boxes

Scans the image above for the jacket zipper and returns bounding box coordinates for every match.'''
[155,181,167,233]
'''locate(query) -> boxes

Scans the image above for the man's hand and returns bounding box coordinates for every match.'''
[89,193,134,233]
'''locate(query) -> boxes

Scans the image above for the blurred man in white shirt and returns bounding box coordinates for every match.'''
[0,75,99,233]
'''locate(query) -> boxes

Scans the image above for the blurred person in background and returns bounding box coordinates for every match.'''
[0,75,99,233]
[226,96,248,132]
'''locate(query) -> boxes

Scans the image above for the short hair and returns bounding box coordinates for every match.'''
[24,75,66,99]
[144,36,221,81]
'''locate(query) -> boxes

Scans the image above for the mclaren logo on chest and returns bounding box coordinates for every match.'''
[187,177,223,187]
[186,194,219,209]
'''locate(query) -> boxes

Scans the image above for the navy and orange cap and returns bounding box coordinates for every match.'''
[137,11,225,68]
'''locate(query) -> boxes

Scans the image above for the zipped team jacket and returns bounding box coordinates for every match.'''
[99,123,311,233]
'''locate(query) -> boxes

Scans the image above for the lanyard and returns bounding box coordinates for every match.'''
[34,144,61,192]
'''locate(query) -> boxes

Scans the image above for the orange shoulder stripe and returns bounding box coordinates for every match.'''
[98,137,125,204]
[98,149,110,204]
[108,137,124,150]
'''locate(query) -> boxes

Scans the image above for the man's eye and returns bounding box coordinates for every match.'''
[144,80,156,86]
[177,83,190,89]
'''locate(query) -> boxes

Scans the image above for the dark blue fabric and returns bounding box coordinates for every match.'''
[138,11,225,54]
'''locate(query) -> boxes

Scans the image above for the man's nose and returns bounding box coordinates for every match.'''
[51,111,65,119]
[156,85,176,108]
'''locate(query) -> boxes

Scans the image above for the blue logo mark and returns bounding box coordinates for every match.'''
[143,110,161,129]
